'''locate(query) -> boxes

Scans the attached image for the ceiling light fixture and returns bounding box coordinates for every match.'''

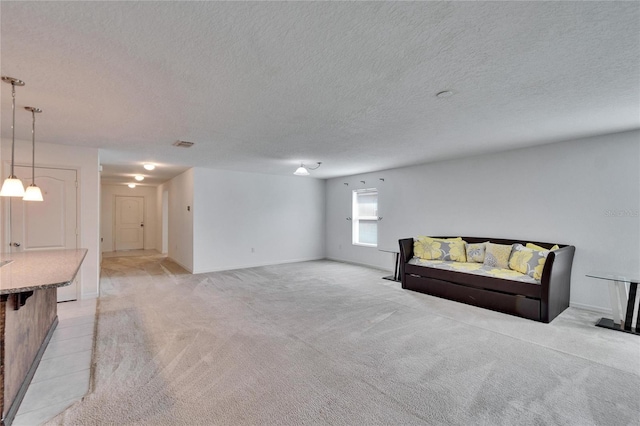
[135,175,144,181]
[294,162,322,176]
[0,76,26,197]
[173,140,194,148]
[128,183,136,188]
[143,163,155,171]
[23,107,44,202]
[436,90,454,99]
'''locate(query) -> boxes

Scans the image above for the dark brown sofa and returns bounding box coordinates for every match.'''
[399,237,575,323]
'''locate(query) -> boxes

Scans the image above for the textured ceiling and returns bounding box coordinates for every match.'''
[1,2,639,183]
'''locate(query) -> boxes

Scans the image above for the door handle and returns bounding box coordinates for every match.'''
[11,242,20,247]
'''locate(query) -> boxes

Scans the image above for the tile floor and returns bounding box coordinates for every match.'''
[102,249,162,258]
[12,299,96,426]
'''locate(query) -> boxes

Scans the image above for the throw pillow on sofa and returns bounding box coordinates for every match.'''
[414,236,466,262]
[442,240,467,262]
[465,242,487,263]
[526,242,560,251]
[509,243,548,281]
[483,242,513,269]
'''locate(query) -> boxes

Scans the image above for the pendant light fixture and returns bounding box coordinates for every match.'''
[0,76,26,197]
[293,162,322,176]
[23,106,44,201]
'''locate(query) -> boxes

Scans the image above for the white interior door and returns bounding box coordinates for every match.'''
[115,196,144,250]
[10,166,79,302]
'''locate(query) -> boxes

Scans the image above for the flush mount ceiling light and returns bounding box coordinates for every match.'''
[435,90,454,99]
[135,175,144,181]
[23,106,44,202]
[0,76,26,197]
[128,183,136,188]
[143,163,156,171]
[294,162,322,176]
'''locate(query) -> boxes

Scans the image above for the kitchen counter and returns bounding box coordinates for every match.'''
[0,249,87,294]
[0,248,87,426]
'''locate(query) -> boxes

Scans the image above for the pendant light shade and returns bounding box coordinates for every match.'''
[293,162,321,176]
[0,178,26,197]
[23,107,44,202]
[294,165,310,176]
[23,184,43,201]
[1,76,26,197]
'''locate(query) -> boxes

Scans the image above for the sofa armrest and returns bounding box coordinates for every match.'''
[399,238,414,263]
[398,238,414,289]
[540,245,575,322]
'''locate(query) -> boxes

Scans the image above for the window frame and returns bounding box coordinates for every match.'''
[352,188,378,248]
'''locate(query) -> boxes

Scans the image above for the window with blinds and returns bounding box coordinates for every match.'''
[352,189,378,247]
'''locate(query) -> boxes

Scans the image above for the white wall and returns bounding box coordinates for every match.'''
[165,169,194,272]
[100,184,157,252]
[192,168,325,273]
[326,130,640,313]
[155,184,165,255]
[1,139,101,299]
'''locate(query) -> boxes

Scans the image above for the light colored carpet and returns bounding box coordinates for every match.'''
[48,255,640,425]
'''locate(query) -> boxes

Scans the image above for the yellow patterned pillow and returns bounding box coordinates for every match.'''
[526,243,560,251]
[414,237,465,261]
[483,242,513,269]
[414,237,442,260]
[443,240,467,262]
[509,243,549,281]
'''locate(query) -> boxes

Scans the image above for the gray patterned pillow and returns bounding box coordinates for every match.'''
[466,242,487,263]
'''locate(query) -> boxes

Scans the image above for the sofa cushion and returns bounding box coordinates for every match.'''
[483,242,513,269]
[465,242,487,263]
[408,258,538,284]
[414,237,466,261]
[509,243,549,281]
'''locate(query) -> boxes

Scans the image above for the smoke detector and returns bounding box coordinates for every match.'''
[173,140,195,148]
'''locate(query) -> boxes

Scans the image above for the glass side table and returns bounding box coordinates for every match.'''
[378,248,400,282]
[586,271,639,336]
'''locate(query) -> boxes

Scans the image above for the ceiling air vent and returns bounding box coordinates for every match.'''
[173,140,195,148]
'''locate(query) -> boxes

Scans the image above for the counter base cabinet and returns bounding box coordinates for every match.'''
[1,288,58,426]
[0,249,87,426]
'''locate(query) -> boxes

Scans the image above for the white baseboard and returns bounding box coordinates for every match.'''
[325,257,391,273]
[168,257,194,273]
[81,292,98,300]
[569,301,612,315]
[191,256,325,275]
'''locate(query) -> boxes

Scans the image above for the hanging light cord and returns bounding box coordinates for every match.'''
[30,108,36,184]
[10,82,17,178]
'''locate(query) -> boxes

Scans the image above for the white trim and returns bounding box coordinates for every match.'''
[81,292,99,300]
[325,256,392,273]
[168,256,194,273]
[352,242,377,248]
[191,256,325,275]
[569,301,612,315]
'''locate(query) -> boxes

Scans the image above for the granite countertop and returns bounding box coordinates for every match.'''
[0,249,88,294]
